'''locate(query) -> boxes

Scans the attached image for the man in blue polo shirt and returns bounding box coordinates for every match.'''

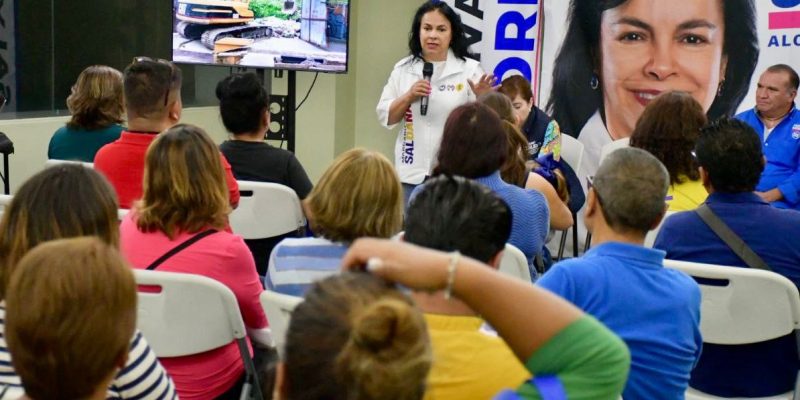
[736,64,800,210]
[654,118,800,397]
[538,148,701,400]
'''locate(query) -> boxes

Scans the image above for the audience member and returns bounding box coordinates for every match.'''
[424,102,549,272]
[0,165,176,399]
[497,76,586,214]
[5,238,136,400]
[498,75,560,158]
[94,57,240,208]
[737,64,800,210]
[217,72,312,198]
[340,239,631,399]
[48,65,125,162]
[216,72,314,276]
[405,175,529,399]
[274,272,431,400]
[478,92,572,230]
[630,91,708,211]
[654,117,800,397]
[538,148,701,399]
[119,124,269,399]
[265,148,403,296]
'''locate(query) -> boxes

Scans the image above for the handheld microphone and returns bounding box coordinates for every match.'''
[421,62,433,116]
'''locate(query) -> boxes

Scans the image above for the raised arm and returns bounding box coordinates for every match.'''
[341,238,581,360]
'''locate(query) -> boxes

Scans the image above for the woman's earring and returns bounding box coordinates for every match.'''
[590,74,599,91]
[717,80,725,97]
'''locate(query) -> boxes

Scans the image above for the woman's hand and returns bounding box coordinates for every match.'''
[468,74,498,97]
[404,79,432,102]
[341,238,451,292]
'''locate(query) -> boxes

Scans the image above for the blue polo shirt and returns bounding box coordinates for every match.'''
[538,242,702,400]
[654,192,800,397]
[736,105,800,209]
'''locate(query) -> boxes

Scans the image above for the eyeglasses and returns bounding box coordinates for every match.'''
[586,175,604,206]
[131,56,178,107]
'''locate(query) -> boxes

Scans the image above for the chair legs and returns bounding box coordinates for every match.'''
[236,338,264,400]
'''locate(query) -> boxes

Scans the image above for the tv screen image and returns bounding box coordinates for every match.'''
[172,0,349,72]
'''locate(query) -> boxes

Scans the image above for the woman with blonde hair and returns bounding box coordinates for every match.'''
[478,92,573,231]
[119,124,269,399]
[265,148,404,296]
[48,65,125,162]
[0,164,176,399]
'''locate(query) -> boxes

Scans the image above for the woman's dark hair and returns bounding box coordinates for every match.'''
[408,1,475,61]
[284,272,431,400]
[695,117,764,193]
[629,91,707,185]
[216,73,269,135]
[434,102,508,179]
[546,0,759,136]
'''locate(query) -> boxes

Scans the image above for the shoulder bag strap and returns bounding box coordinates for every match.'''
[695,204,771,271]
[146,229,218,271]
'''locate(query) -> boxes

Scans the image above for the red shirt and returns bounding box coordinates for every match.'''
[95,131,240,209]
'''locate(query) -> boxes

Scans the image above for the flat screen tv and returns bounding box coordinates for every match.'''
[172,0,349,73]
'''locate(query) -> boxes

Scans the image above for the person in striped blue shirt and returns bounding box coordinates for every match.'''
[265,148,404,296]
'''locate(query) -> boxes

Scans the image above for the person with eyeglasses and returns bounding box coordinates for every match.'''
[537,147,702,400]
[94,57,240,209]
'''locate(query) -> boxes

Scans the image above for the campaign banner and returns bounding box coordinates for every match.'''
[739,0,800,111]
[441,0,545,95]
[0,0,15,112]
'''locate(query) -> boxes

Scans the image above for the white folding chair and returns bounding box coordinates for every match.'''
[643,210,674,248]
[599,137,630,165]
[498,243,533,283]
[260,291,302,360]
[44,159,94,169]
[134,269,264,400]
[0,384,24,400]
[663,259,800,400]
[0,194,12,221]
[230,181,306,240]
[557,134,585,260]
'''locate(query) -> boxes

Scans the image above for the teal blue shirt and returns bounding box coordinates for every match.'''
[48,123,124,162]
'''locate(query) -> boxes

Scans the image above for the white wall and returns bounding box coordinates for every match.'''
[0,0,421,193]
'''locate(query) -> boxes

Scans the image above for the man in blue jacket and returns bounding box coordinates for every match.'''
[737,64,800,210]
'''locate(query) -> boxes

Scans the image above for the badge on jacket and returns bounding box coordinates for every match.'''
[792,124,800,140]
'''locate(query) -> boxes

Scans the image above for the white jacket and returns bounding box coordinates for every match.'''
[376,50,484,184]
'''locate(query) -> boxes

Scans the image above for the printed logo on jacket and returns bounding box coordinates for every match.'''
[402,107,415,164]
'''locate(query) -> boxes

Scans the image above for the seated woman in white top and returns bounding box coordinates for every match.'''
[265,148,404,296]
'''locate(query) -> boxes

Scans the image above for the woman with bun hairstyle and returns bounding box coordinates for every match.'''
[272,272,431,400]
[377,1,496,203]
[0,164,176,399]
[49,65,125,162]
[478,92,573,230]
[265,148,404,296]
[547,0,758,184]
[119,124,269,399]
[338,238,631,399]
[630,91,708,211]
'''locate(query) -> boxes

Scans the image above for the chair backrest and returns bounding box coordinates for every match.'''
[44,159,94,169]
[230,181,306,240]
[498,243,532,283]
[663,259,800,345]
[599,137,630,164]
[260,290,302,359]
[133,269,247,357]
[0,385,24,400]
[560,134,584,176]
[643,210,675,248]
[0,194,12,221]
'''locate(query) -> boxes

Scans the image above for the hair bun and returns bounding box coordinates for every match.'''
[351,299,421,353]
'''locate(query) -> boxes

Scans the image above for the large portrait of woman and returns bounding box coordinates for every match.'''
[545,0,759,178]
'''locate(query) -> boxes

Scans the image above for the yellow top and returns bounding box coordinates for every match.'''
[667,178,708,211]
[423,314,530,400]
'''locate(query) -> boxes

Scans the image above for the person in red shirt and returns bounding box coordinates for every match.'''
[95,57,239,209]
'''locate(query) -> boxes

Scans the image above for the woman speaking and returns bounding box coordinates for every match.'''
[377,1,495,201]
